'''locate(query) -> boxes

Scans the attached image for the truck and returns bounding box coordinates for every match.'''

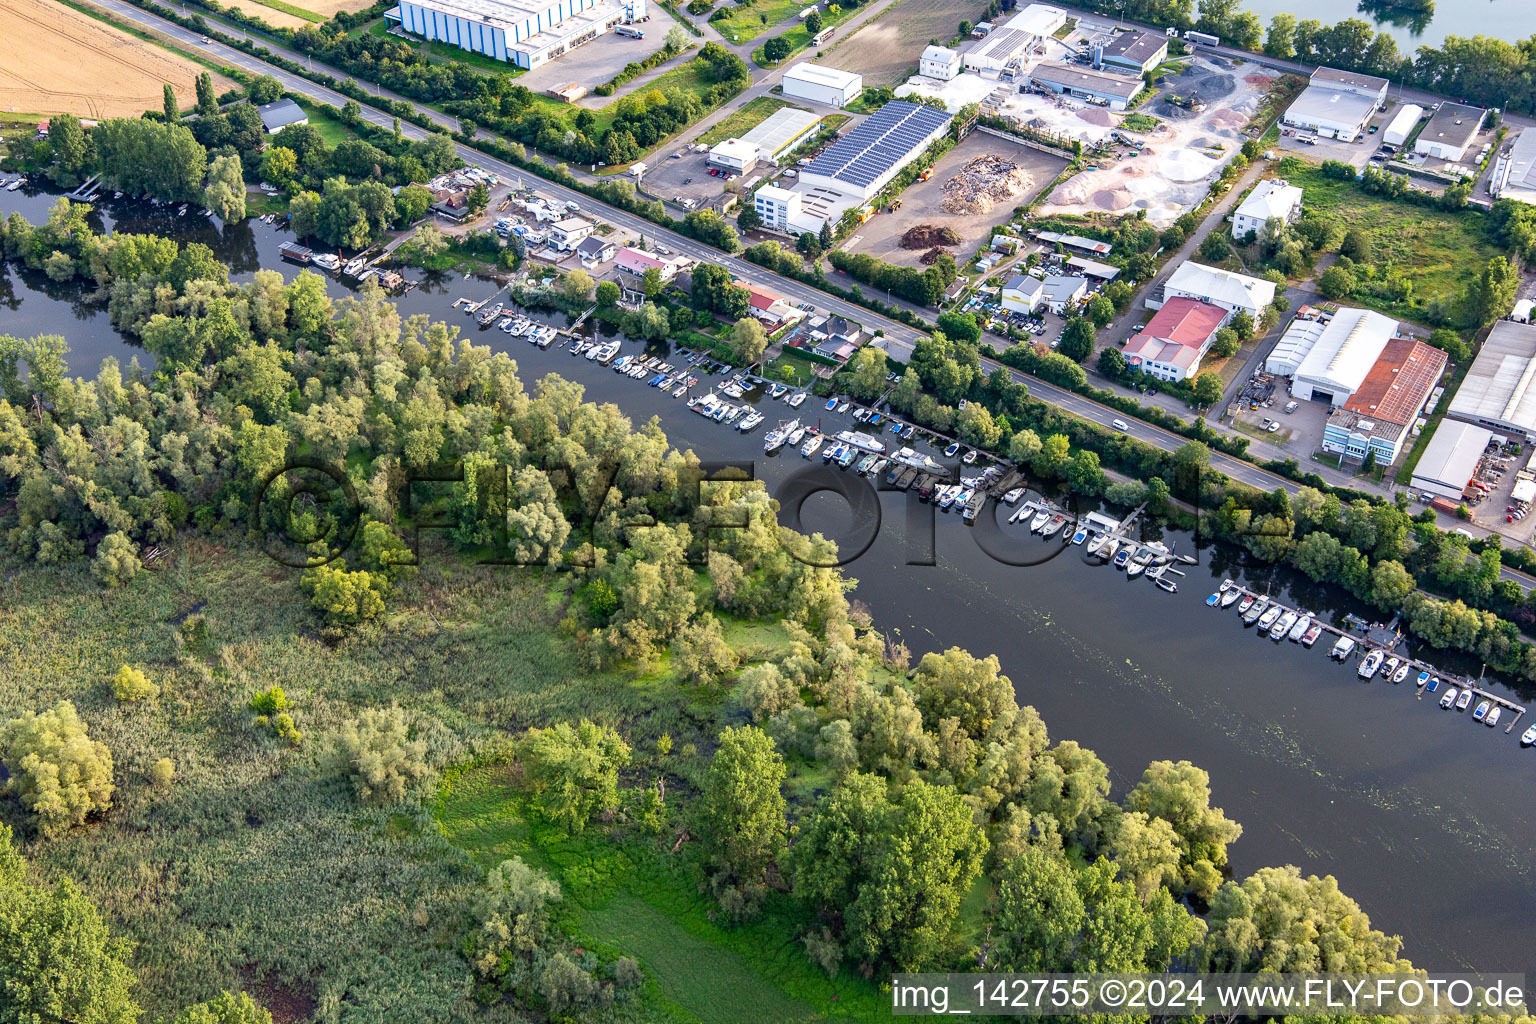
[616,24,643,38]
[1185,30,1218,46]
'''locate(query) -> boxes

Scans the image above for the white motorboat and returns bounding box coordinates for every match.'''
[801,435,824,458]
[1287,614,1311,641]
[1220,585,1242,608]
[1487,706,1502,727]
[1002,487,1026,505]
[1330,635,1356,660]
[1269,610,1297,640]
[1029,509,1051,532]
[737,411,764,432]
[1391,663,1409,683]
[1357,649,1384,680]
[310,253,340,271]
[1440,687,1459,709]
[787,393,807,408]
[1521,723,1536,746]
[1457,689,1475,711]
[1257,605,1283,631]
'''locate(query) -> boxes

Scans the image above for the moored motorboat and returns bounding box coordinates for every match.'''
[1071,525,1088,545]
[1269,610,1297,640]
[1383,656,1401,678]
[1041,515,1065,538]
[1220,586,1241,608]
[1416,671,1431,687]
[1440,687,1459,709]
[1155,576,1177,594]
[1391,663,1408,683]
[1030,509,1052,533]
[1237,594,1255,615]
[1521,723,1536,746]
[801,435,824,458]
[1330,634,1356,659]
[1487,706,1502,728]
[1456,689,1474,711]
[1473,699,1491,722]
[1206,591,1221,607]
[1357,649,1383,679]
[1257,604,1283,631]
[1301,623,1323,647]
[1287,614,1311,642]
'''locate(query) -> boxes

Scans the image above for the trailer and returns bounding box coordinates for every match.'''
[1185,30,1218,47]
[616,24,644,38]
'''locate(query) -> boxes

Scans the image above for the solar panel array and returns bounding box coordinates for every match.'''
[802,100,953,191]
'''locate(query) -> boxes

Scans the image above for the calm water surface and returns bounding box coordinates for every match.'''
[2,185,1533,975]
[1219,0,1536,50]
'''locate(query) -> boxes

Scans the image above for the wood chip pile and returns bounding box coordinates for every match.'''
[940,155,1035,215]
[900,224,960,249]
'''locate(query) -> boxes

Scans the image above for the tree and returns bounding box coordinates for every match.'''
[792,774,986,969]
[204,153,246,222]
[1086,294,1114,327]
[519,721,631,833]
[1057,318,1095,362]
[1124,759,1242,900]
[1007,428,1042,464]
[698,726,787,920]
[1067,449,1105,494]
[562,268,594,302]
[1199,232,1230,262]
[258,146,299,193]
[163,83,180,122]
[1468,255,1518,327]
[641,265,664,299]
[1096,346,1126,378]
[1033,433,1072,478]
[195,71,217,115]
[819,220,833,250]
[393,184,433,226]
[804,7,822,32]
[728,316,768,364]
[1318,263,1355,299]
[664,23,688,52]
[671,613,737,683]
[335,705,434,803]
[1264,12,1297,57]
[466,182,489,215]
[92,532,140,587]
[595,280,621,307]
[171,991,275,1024]
[1211,326,1240,359]
[737,205,762,232]
[0,824,139,1024]
[935,311,980,344]
[763,35,793,62]
[0,701,115,835]
[1192,371,1223,407]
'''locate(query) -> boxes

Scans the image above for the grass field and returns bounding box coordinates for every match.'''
[0,0,236,119]
[1272,158,1505,327]
[708,0,807,46]
[216,0,323,28]
[818,0,988,87]
[695,96,795,145]
[292,99,357,144]
[300,0,375,16]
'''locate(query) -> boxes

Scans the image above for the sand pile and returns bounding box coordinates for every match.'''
[1078,107,1115,126]
[940,154,1036,215]
[1093,188,1134,210]
[900,224,960,249]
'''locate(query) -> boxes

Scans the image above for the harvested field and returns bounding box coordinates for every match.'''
[294,0,373,15]
[940,154,1035,215]
[216,0,316,29]
[900,224,960,249]
[824,0,989,88]
[0,0,235,119]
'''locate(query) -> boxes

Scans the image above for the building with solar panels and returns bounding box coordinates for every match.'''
[797,100,953,203]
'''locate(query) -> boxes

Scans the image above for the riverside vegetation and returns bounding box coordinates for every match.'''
[0,217,1449,1023]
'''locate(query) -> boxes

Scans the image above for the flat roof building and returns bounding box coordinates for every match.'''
[1003,3,1067,42]
[258,99,308,134]
[1096,30,1168,75]
[753,183,801,231]
[392,0,646,69]
[1491,128,1536,206]
[708,138,760,173]
[1155,261,1274,320]
[1025,62,1142,110]
[1282,66,1389,142]
[1232,178,1302,240]
[782,62,863,108]
[1447,319,1536,439]
[1322,337,1447,465]
[1124,297,1229,382]
[1289,306,1399,407]
[799,99,952,201]
[738,107,822,162]
[920,44,962,81]
[1411,420,1495,499]
[1415,102,1485,162]
[964,28,1031,75]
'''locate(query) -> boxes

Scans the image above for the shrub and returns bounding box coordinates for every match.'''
[111,665,159,702]
[170,990,274,1024]
[0,700,115,835]
[250,687,302,743]
[334,705,435,803]
[249,686,291,716]
[92,531,141,587]
[301,562,388,625]
[151,757,176,791]
[519,721,631,833]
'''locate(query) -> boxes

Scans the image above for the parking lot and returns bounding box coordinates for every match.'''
[1228,371,1331,451]
[639,147,743,210]
[516,30,676,107]
[842,133,1066,269]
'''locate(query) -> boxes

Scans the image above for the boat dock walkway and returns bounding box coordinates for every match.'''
[1221,584,1528,734]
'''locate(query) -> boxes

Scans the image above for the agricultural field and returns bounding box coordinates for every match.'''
[0,0,235,119]
[216,0,322,29]
[299,0,375,16]
[821,0,988,88]
[0,544,890,1022]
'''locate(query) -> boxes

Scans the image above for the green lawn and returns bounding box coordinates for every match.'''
[293,99,357,145]
[1273,157,1505,327]
[696,96,795,145]
[710,0,810,46]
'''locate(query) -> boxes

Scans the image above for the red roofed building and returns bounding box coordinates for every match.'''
[1122,297,1230,381]
[744,283,803,330]
[1323,337,1447,466]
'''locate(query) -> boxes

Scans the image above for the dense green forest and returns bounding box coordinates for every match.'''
[0,214,1430,1022]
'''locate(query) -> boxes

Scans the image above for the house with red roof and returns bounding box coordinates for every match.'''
[1122,297,1229,382]
[745,283,803,330]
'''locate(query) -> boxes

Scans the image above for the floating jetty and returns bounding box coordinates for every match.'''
[1214,584,1528,738]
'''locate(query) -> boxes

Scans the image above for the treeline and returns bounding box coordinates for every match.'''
[828,248,958,308]
[27,114,207,203]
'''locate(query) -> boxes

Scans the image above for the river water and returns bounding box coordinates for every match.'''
[1209,0,1536,51]
[3,185,1533,975]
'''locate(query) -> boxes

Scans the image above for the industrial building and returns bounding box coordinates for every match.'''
[1231,178,1302,240]
[752,184,801,231]
[1411,420,1496,500]
[258,99,308,134]
[738,107,822,163]
[781,63,863,108]
[1024,62,1142,110]
[1153,261,1274,320]
[707,139,759,174]
[1414,102,1485,162]
[1094,29,1168,75]
[1282,66,1389,142]
[1041,275,1087,314]
[1380,103,1423,148]
[1003,3,1067,43]
[920,44,961,80]
[388,0,646,69]
[1491,129,1536,205]
[963,28,1032,76]
[1321,337,1446,465]
[1123,297,1228,382]
[1276,306,1400,406]
[1001,274,1045,313]
[1447,319,1536,440]
[798,100,952,202]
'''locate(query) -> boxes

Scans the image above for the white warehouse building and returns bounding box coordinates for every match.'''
[1282,66,1389,142]
[1279,306,1399,407]
[1381,103,1423,147]
[781,63,863,108]
[390,0,646,69]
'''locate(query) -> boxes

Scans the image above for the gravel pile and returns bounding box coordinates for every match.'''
[940,154,1036,215]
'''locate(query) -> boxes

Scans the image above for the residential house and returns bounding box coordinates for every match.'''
[549,217,594,250]
[575,236,616,265]
[1231,179,1303,240]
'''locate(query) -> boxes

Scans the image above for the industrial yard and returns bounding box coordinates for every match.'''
[0,0,236,119]
[841,132,1064,267]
